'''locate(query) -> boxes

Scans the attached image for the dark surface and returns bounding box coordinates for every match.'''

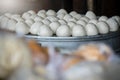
[73,0,120,16]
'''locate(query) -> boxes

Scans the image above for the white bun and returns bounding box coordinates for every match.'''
[72,24,86,37]
[85,23,98,36]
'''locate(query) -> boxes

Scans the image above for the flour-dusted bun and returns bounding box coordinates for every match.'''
[7,19,17,31]
[11,14,21,20]
[22,12,31,20]
[30,21,43,35]
[72,24,86,37]
[46,10,56,16]
[38,25,53,37]
[42,19,51,25]
[30,15,39,20]
[77,19,87,27]
[85,11,97,19]
[106,18,119,32]
[27,10,36,15]
[15,21,29,34]
[57,9,68,15]
[11,14,24,22]
[57,13,65,19]
[73,14,82,20]
[58,19,67,25]
[0,16,10,29]
[63,14,73,21]
[68,21,76,29]
[80,16,90,23]
[99,16,108,22]
[97,21,110,34]
[38,10,46,14]
[88,19,98,25]
[112,16,120,26]
[56,25,71,37]
[85,23,98,36]
[4,13,12,18]
[49,21,60,33]
[46,16,59,22]
[34,16,43,22]
[37,12,47,18]
[25,19,35,27]
[14,17,24,22]
[69,11,78,17]
[68,18,77,23]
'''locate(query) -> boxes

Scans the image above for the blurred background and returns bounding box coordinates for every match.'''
[0,0,120,16]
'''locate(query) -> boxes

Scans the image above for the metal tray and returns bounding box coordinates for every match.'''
[25,30,120,41]
[24,30,120,54]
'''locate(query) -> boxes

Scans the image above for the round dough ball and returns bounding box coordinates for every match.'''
[37,10,46,14]
[68,18,77,22]
[37,12,47,18]
[56,25,71,37]
[49,21,60,33]
[30,21,43,35]
[106,18,119,32]
[25,19,35,27]
[4,13,12,18]
[22,12,31,20]
[30,15,39,19]
[57,9,68,14]
[7,19,17,31]
[11,14,25,22]
[27,10,36,15]
[73,14,82,20]
[72,24,86,37]
[77,20,87,27]
[42,19,51,25]
[80,17,90,23]
[97,21,110,34]
[14,17,24,22]
[22,12,31,19]
[112,16,120,26]
[58,19,67,25]
[11,14,21,20]
[68,21,76,29]
[85,23,98,36]
[34,16,43,22]
[88,19,98,25]
[47,16,58,22]
[63,14,73,21]
[0,16,10,29]
[57,13,65,19]
[46,10,56,16]
[38,25,53,37]
[85,11,97,19]
[15,21,29,34]
[69,11,78,17]
[99,16,108,22]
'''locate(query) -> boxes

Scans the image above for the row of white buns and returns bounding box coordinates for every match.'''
[0,9,120,37]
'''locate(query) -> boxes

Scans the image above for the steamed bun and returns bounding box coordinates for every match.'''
[56,25,71,37]
[49,21,60,33]
[85,11,97,19]
[97,21,110,34]
[38,25,53,37]
[72,24,86,37]
[30,21,43,34]
[85,23,98,36]
[106,18,119,32]
[15,21,29,34]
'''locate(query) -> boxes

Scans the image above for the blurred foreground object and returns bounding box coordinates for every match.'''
[0,29,35,80]
[0,29,120,80]
[62,43,120,70]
